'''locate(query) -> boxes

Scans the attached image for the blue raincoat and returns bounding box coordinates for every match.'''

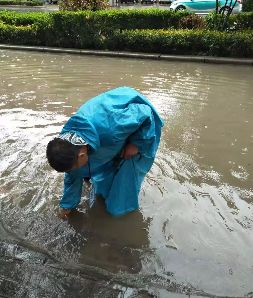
[60,87,163,216]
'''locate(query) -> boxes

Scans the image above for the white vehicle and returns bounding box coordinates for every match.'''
[170,0,242,13]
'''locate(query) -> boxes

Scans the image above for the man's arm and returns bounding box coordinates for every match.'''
[59,171,84,218]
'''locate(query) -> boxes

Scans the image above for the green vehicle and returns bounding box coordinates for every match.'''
[170,0,242,13]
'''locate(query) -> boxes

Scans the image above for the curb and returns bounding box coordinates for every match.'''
[0,44,253,66]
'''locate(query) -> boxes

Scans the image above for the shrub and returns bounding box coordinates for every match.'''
[179,14,205,29]
[59,0,109,11]
[0,23,36,44]
[106,29,253,57]
[0,10,252,32]
[0,11,49,26]
[0,10,191,32]
[243,0,253,12]
[0,10,252,58]
[46,11,103,48]
[231,11,253,30]
[93,9,191,31]
[0,0,43,5]
[26,0,44,6]
[205,11,253,30]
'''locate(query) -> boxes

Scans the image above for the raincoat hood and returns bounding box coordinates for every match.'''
[61,115,100,151]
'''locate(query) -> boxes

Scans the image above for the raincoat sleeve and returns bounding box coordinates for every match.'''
[60,171,84,209]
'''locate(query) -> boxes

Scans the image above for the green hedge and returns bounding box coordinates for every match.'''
[0,11,49,26]
[0,10,191,31]
[243,0,253,12]
[0,23,36,43]
[93,9,191,31]
[106,29,253,57]
[205,11,253,30]
[0,0,43,6]
[0,10,252,58]
[0,22,252,57]
[0,10,252,31]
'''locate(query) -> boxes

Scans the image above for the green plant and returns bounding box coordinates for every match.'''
[205,11,253,30]
[0,11,49,25]
[59,0,109,11]
[0,22,36,44]
[179,14,205,29]
[0,0,43,5]
[0,10,252,58]
[26,0,44,6]
[106,29,253,57]
[93,9,190,31]
[243,0,253,12]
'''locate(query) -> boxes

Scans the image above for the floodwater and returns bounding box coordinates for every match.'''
[0,49,252,298]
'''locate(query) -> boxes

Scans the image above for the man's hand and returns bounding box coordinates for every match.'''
[121,143,139,160]
[58,208,71,220]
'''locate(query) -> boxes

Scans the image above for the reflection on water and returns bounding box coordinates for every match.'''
[0,49,253,297]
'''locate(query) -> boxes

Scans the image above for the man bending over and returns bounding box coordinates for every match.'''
[46,87,163,219]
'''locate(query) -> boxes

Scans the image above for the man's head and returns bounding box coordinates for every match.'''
[46,138,88,172]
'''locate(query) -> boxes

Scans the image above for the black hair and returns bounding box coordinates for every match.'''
[46,138,81,172]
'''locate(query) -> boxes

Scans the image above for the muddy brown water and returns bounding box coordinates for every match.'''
[0,49,252,297]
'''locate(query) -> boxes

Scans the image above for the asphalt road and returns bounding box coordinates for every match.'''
[0,3,212,15]
[0,1,242,15]
[0,4,59,11]
[0,3,174,12]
